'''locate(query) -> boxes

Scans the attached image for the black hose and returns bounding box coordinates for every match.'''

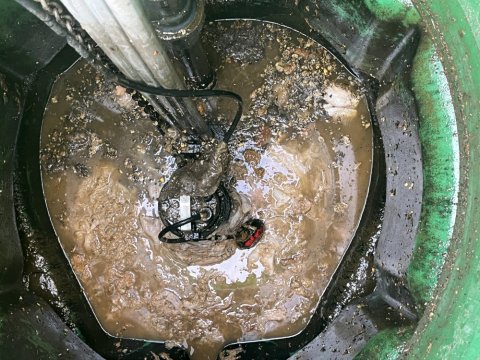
[116,76,242,143]
[158,213,201,242]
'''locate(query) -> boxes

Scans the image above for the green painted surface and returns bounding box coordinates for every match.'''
[360,0,480,358]
[364,0,420,25]
[356,327,414,360]
[353,0,480,357]
[404,0,480,357]
[407,38,459,310]
[354,4,461,357]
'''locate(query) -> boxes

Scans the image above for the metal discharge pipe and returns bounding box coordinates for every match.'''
[143,0,215,89]
[59,0,212,137]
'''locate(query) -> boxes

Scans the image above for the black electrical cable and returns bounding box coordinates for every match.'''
[22,0,241,141]
[158,213,201,242]
[115,75,243,143]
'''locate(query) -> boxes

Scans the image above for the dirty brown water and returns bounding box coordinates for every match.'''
[40,21,373,359]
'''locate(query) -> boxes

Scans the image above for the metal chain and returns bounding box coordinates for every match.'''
[33,0,164,127]
[36,0,101,62]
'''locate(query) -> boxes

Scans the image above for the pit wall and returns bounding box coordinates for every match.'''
[358,0,480,358]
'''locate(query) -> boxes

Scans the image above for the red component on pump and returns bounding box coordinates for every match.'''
[236,219,265,249]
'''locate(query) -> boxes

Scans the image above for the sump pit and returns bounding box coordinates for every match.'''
[39,20,373,358]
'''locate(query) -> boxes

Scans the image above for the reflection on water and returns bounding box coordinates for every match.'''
[40,20,373,359]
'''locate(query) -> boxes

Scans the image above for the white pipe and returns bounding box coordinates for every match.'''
[59,0,210,135]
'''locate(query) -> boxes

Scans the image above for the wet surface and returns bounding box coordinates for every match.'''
[40,21,373,359]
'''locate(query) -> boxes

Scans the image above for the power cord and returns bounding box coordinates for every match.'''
[115,76,243,143]
[158,214,201,242]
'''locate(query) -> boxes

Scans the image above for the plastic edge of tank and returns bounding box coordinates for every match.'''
[358,0,480,358]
